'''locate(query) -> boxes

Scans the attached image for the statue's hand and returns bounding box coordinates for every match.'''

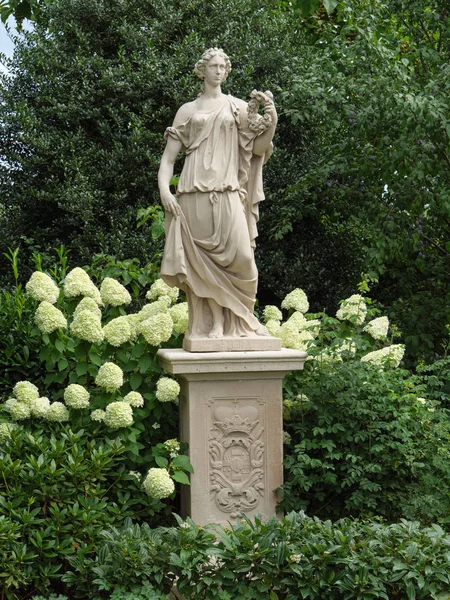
[160,191,181,217]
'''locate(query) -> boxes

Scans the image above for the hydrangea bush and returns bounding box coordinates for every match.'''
[0,263,193,509]
[276,288,450,523]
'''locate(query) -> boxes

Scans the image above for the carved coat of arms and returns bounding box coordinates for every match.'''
[209,402,265,518]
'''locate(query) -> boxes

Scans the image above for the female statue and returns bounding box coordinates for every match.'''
[158,48,278,351]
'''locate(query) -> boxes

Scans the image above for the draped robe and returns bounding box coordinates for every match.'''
[161,95,269,337]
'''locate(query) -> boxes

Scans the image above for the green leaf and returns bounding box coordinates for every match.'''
[323,0,339,14]
[155,456,168,468]
[88,351,103,366]
[55,338,65,353]
[172,455,194,473]
[132,343,146,358]
[139,354,152,373]
[171,470,190,485]
[76,362,88,376]
[130,373,143,390]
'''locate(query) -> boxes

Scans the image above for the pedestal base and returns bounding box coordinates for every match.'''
[157,348,306,525]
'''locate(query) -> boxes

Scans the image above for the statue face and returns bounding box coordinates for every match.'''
[203,55,227,86]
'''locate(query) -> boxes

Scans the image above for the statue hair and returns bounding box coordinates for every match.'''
[194,48,232,95]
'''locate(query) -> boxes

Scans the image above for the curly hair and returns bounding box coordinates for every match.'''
[194,48,232,81]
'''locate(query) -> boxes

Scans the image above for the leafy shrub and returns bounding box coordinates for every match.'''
[275,289,450,523]
[0,426,161,599]
[62,512,450,599]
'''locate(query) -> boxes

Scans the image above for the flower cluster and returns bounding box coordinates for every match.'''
[364,316,389,340]
[280,322,314,351]
[64,384,90,409]
[139,313,173,346]
[46,402,70,422]
[169,302,189,334]
[26,271,60,304]
[263,305,282,323]
[74,297,102,318]
[14,381,39,404]
[29,396,51,418]
[70,309,104,343]
[156,377,180,403]
[64,267,102,304]
[95,362,124,392]
[123,391,144,408]
[281,289,309,313]
[104,401,133,429]
[90,409,106,422]
[100,277,132,306]
[360,344,405,368]
[143,468,175,499]
[4,398,31,420]
[266,319,281,337]
[164,438,180,457]
[35,301,67,334]
[146,279,179,305]
[103,316,132,346]
[138,299,171,321]
[336,294,367,326]
[0,422,13,443]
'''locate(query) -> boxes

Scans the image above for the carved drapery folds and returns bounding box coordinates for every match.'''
[209,399,265,518]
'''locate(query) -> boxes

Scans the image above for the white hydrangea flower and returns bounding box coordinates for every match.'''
[266,319,281,337]
[125,313,141,341]
[4,399,30,420]
[263,305,282,323]
[0,422,13,443]
[129,471,141,482]
[336,294,367,326]
[64,267,102,304]
[123,391,144,408]
[104,401,133,429]
[139,313,173,346]
[305,319,321,337]
[25,271,60,304]
[164,438,180,457]
[363,316,389,340]
[138,300,170,321]
[360,344,405,368]
[156,377,180,402]
[95,362,124,392]
[169,302,189,334]
[29,397,50,418]
[146,279,179,305]
[336,339,357,356]
[280,323,314,350]
[286,311,308,330]
[417,397,427,405]
[70,309,104,343]
[74,297,102,319]
[90,409,106,422]
[35,301,67,334]
[100,278,132,307]
[281,289,309,313]
[64,384,90,409]
[143,468,175,499]
[13,381,39,405]
[103,316,132,347]
[46,402,70,422]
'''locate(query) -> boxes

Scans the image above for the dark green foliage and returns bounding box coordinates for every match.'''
[0,426,162,599]
[280,0,450,359]
[62,513,450,599]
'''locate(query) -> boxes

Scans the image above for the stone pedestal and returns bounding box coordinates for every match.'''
[157,348,307,525]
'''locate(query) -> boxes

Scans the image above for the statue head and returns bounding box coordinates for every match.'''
[194,48,232,83]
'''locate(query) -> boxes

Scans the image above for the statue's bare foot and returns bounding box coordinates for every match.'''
[255,325,270,337]
[208,325,224,339]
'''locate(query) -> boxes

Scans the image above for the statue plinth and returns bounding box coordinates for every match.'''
[157,347,306,525]
[183,335,281,352]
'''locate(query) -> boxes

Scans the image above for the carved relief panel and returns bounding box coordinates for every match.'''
[208,397,266,519]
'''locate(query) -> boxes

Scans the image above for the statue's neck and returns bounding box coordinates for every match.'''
[202,81,222,99]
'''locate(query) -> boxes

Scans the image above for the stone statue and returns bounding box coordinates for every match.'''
[158,48,280,352]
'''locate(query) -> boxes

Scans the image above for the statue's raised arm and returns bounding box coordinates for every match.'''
[158,48,280,352]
